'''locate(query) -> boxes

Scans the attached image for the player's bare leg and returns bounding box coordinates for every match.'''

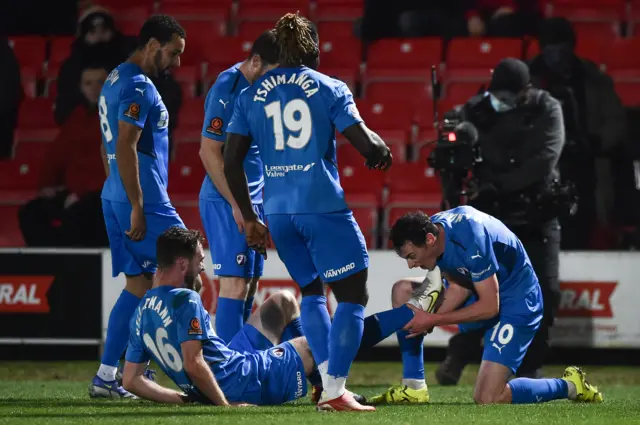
[473,360,513,404]
[246,290,299,344]
[368,275,442,405]
[90,274,153,399]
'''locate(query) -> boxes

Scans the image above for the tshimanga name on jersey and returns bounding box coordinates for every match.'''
[253,73,319,103]
[323,262,356,279]
[140,295,173,327]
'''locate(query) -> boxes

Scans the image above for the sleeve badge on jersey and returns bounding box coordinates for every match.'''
[124,103,141,121]
[188,318,203,335]
[206,117,224,136]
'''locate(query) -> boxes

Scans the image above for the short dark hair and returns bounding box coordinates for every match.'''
[389,211,440,253]
[250,30,279,65]
[137,15,186,49]
[156,227,205,268]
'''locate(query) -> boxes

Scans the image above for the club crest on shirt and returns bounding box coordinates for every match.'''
[271,347,285,358]
[124,103,140,121]
[206,117,224,136]
[236,254,246,266]
[188,318,202,335]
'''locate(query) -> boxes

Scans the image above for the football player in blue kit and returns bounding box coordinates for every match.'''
[389,206,603,405]
[90,15,188,398]
[122,227,315,406]
[199,31,279,344]
[224,13,394,412]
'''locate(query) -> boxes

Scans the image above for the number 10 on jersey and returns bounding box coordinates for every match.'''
[265,99,312,150]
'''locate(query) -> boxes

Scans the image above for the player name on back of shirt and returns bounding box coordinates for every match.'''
[253,72,319,102]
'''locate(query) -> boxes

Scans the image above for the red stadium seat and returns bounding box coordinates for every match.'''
[15,99,58,143]
[48,36,74,67]
[314,0,363,21]
[349,205,378,248]
[356,99,414,161]
[604,38,640,81]
[614,82,640,106]
[175,98,205,143]
[337,144,385,206]
[317,21,357,39]
[0,159,42,201]
[20,67,38,99]
[236,21,276,41]
[413,98,459,147]
[237,0,310,22]
[158,2,229,37]
[0,204,25,247]
[363,38,442,96]
[548,0,623,40]
[364,81,431,103]
[168,162,205,200]
[174,142,202,168]
[13,141,50,166]
[8,36,47,70]
[445,38,522,82]
[203,37,255,72]
[318,36,362,90]
[173,203,206,243]
[444,81,487,105]
[172,66,200,98]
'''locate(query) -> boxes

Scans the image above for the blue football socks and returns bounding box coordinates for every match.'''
[508,378,568,404]
[215,297,244,343]
[101,290,141,368]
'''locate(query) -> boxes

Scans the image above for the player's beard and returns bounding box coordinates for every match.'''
[152,49,165,76]
[184,271,202,293]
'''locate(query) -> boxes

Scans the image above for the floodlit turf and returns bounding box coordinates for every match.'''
[1,362,639,424]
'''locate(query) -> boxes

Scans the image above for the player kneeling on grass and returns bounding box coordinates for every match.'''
[374,206,603,405]
[122,226,314,406]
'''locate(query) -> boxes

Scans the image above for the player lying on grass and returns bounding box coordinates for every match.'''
[122,227,314,406]
[370,206,603,405]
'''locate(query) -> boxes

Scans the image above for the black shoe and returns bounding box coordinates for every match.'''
[435,356,465,386]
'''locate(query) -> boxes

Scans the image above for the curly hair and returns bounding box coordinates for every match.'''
[138,14,186,49]
[389,211,440,253]
[275,12,319,66]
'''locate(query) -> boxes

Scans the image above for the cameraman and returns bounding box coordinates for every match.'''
[436,58,565,384]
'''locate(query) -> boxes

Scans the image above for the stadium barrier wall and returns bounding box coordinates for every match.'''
[101,250,639,349]
[0,249,635,349]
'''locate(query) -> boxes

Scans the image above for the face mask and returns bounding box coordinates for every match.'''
[486,92,514,113]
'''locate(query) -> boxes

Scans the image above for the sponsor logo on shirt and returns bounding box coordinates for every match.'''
[206,117,224,136]
[264,163,315,178]
[124,103,140,121]
[323,262,356,279]
[188,318,203,335]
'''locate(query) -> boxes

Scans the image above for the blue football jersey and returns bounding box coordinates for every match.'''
[431,206,540,320]
[100,62,171,205]
[227,66,363,215]
[125,286,257,401]
[200,64,264,204]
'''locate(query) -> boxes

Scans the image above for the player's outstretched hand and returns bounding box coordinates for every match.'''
[126,206,146,241]
[403,304,438,338]
[244,218,269,259]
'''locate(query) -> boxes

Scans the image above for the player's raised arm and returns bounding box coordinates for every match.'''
[116,81,155,241]
[332,83,392,170]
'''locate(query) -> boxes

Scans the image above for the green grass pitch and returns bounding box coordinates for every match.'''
[1,361,639,424]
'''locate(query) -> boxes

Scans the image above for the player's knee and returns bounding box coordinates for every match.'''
[268,290,300,321]
[473,387,506,405]
[300,277,323,297]
[219,276,249,299]
[329,269,369,306]
[391,279,414,308]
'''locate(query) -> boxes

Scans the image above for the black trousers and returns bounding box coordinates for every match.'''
[444,220,561,375]
[19,190,108,248]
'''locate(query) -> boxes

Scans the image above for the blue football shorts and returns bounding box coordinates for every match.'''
[200,199,265,278]
[482,285,543,373]
[102,199,185,277]
[224,324,307,405]
[266,209,369,286]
